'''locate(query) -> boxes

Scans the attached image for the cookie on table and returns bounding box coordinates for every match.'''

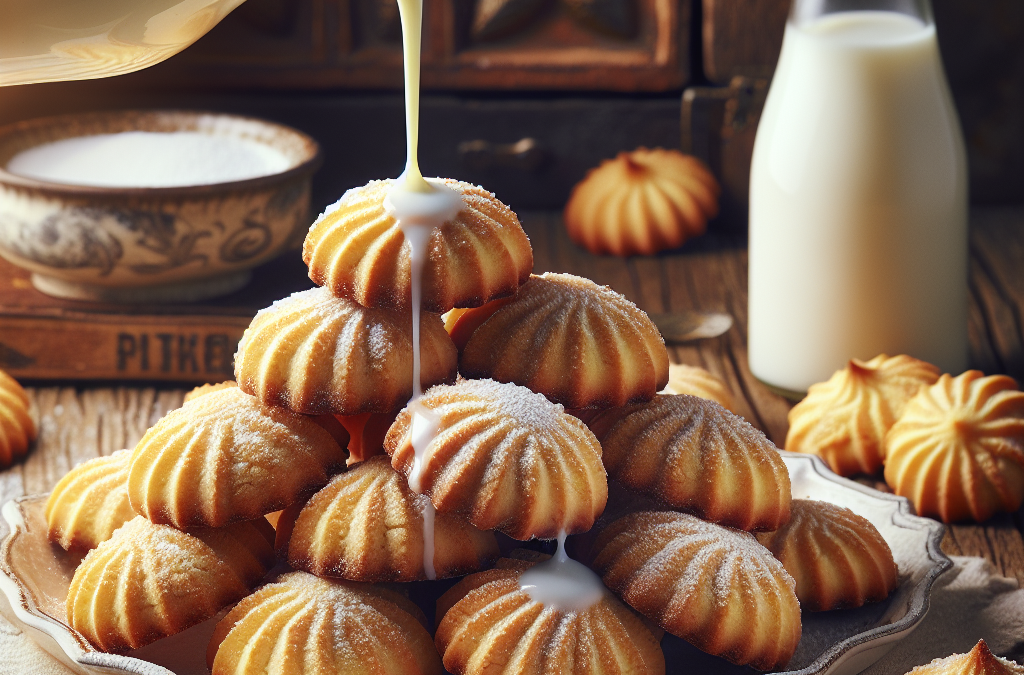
[385,378,607,541]
[303,178,533,313]
[279,456,499,582]
[0,369,35,468]
[67,516,275,653]
[453,273,669,409]
[234,287,457,416]
[884,371,1024,523]
[207,571,442,675]
[46,450,134,552]
[128,386,344,529]
[592,510,801,672]
[756,499,898,611]
[661,362,737,413]
[587,394,791,532]
[786,354,940,476]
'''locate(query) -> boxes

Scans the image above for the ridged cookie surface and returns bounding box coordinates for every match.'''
[303,178,532,313]
[592,511,800,671]
[129,387,344,528]
[587,395,791,531]
[46,450,134,552]
[67,516,275,652]
[235,287,457,415]
[0,369,34,468]
[385,379,607,540]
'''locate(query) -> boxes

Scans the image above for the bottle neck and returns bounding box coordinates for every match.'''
[790,0,933,27]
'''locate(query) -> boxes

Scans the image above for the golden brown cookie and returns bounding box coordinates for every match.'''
[207,571,442,675]
[756,499,898,611]
[592,511,801,671]
[564,148,719,257]
[46,450,135,552]
[0,369,34,468]
[184,380,237,403]
[234,287,458,416]
[905,640,1024,675]
[884,371,1024,522]
[385,379,607,540]
[303,178,533,313]
[662,363,736,413]
[67,516,275,652]
[436,557,665,675]
[588,395,791,531]
[128,387,345,528]
[787,354,940,476]
[456,273,669,409]
[281,456,499,581]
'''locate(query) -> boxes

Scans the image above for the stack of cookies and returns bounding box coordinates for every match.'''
[45,174,904,675]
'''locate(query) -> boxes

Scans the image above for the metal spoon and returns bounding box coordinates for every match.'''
[649,311,733,343]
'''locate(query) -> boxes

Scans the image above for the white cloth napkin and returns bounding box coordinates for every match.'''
[1,556,1021,675]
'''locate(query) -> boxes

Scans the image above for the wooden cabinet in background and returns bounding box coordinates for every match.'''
[146,0,691,91]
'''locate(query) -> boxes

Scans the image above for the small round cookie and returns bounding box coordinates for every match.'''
[787,354,940,476]
[592,511,800,671]
[46,450,135,552]
[884,371,1024,523]
[756,499,898,611]
[280,456,499,581]
[661,362,736,413]
[436,557,665,675]
[235,287,458,416]
[455,273,669,409]
[303,178,533,313]
[0,369,35,468]
[129,387,345,529]
[207,571,442,675]
[905,640,1024,675]
[587,395,791,532]
[385,379,607,540]
[67,516,275,652]
[184,380,237,403]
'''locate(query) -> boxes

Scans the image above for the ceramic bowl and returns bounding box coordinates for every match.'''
[0,452,951,675]
[0,110,321,303]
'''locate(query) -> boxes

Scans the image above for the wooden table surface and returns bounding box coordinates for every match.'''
[2,206,1023,587]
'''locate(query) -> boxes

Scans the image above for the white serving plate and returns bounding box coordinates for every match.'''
[0,452,951,675]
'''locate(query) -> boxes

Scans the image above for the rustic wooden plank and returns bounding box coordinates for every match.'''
[969,209,1024,382]
[701,0,788,84]
[943,518,1024,587]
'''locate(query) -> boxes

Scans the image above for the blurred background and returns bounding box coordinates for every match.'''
[2,0,1020,228]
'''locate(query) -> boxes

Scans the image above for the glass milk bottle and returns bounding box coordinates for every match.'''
[748,0,968,395]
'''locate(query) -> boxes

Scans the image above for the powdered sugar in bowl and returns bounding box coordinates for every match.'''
[0,110,321,303]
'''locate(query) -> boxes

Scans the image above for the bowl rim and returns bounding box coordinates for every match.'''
[0,109,323,198]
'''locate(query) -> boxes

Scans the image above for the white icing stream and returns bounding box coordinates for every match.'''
[389,0,462,583]
[518,532,606,612]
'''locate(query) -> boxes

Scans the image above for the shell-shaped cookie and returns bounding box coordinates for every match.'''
[661,363,736,413]
[884,371,1024,523]
[906,640,1024,675]
[385,379,608,540]
[756,499,898,611]
[129,387,344,528]
[67,516,275,652]
[208,571,442,675]
[564,148,719,257]
[435,558,665,675]
[587,395,791,531]
[235,287,458,415]
[592,511,800,671]
[303,178,533,313]
[0,369,35,468]
[458,273,669,409]
[184,380,237,403]
[787,354,940,476]
[282,456,499,581]
[46,450,135,552]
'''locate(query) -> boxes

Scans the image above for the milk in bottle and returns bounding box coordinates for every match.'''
[748,1,968,394]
